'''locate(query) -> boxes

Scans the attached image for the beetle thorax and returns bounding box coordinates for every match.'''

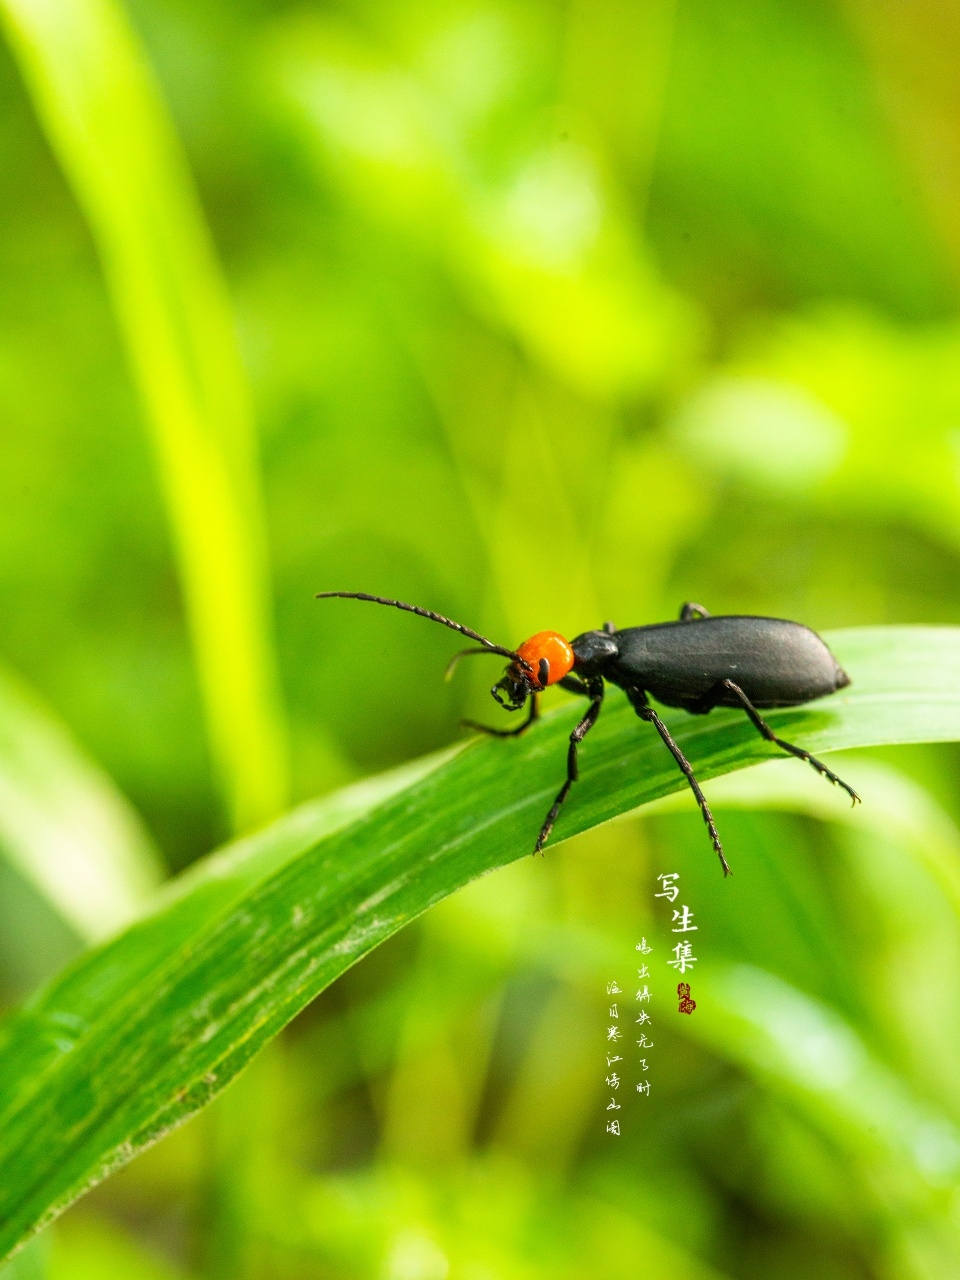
[516,631,574,689]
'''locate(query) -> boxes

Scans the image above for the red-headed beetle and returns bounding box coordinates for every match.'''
[318,592,858,874]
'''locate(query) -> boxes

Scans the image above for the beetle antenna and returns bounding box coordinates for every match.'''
[444,647,497,681]
[317,592,527,667]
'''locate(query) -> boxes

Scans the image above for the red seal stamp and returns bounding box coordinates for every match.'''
[677,982,696,1015]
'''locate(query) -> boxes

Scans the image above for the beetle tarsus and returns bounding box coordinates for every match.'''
[464,694,540,738]
[720,679,860,806]
[627,689,732,876]
[535,784,570,854]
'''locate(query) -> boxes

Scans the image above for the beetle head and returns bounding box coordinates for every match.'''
[491,631,575,710]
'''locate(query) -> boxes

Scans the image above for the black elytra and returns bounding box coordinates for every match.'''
[317,593,859,875]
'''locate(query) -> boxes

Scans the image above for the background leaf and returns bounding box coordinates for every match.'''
[0,0,290,832]
[0,659,162,944]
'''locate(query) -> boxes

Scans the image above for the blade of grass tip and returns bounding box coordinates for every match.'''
[1,626,960,1257]
[0,0,289,831]
[0,662,163,944]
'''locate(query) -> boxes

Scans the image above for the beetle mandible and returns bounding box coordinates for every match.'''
[317,593,859,874]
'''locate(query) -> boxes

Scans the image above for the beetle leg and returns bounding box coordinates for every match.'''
[463,693,540,738]
[535,677,604,854]
[558,674,592,696]
[720,679,861,806]
[679,602,711,621]
[626,688,731,876]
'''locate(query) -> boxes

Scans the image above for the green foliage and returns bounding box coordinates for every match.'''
[0,0,288,832]
[2,0,960,1276]
[0,659,161,948]
[0,627,959,1263]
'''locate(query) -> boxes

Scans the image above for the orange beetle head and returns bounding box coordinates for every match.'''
[516,632,575,688]
[492,630,575,709]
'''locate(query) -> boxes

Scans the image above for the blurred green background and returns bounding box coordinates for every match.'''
[5,0,960,1276]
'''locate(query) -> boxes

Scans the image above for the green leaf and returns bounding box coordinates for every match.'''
[688,963,960,1204]
[0,0,290,830]
[1,625,959,1258]
[0,661,162,945]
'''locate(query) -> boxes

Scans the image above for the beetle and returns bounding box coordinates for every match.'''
[317,592,858,874]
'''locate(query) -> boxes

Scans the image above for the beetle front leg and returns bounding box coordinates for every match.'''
[626,687,731,876]
[464,693,540,738]
[535,677,604,854]
[720,679,861,805]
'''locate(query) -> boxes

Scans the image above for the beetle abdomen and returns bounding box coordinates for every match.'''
[607,616,849,710]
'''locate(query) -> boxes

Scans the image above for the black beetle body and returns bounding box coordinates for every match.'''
[545,606,857,873]
[572,616,850,712]
[317,592,859,875]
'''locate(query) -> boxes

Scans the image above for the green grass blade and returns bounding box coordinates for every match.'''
[0,625,959,1256]
[0,661,162,943]
[0,0,288,830]
[689,963,960,1204]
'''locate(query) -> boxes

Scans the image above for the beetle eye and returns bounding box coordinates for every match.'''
[537,657,550,687]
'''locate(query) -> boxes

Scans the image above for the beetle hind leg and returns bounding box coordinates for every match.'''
[720,679,860,806]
